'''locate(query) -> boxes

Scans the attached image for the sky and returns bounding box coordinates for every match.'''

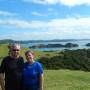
[0,0,90,40]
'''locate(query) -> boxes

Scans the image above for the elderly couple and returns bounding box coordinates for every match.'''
[0,43,44,90]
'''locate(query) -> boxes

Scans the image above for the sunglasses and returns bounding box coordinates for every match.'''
[12,49,20,51]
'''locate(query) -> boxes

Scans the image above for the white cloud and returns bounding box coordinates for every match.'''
[0,10,17,16]
[23,0,90,6]
[32,9,58,17]
[31,11,46,16]
[60,0,90,7]
[0,17,90,30]
[47,8,58,16]
[0,19,47,29]
[0,17,90,39]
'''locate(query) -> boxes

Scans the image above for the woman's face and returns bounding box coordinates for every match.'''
[25,52,34,62]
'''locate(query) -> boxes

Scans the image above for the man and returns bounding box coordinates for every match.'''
[0,43,24,90]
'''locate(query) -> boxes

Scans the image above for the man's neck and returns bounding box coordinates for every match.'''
[10,55,19,59]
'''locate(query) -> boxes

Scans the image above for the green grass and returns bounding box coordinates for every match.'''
[0,69,90,90]
[44,70,90,90]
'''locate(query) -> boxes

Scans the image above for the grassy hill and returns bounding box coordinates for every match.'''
[44,70,90,90]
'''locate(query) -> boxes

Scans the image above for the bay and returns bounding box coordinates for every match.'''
[21,39,90,51]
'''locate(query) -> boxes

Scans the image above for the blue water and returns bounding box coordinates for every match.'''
[21,40,90,51]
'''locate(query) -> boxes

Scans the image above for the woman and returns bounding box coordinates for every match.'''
[23,50,44,90]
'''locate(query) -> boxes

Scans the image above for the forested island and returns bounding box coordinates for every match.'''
[86,43,90,46]
[29,43,78,48]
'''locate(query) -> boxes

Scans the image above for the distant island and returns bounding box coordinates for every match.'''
[29,43,78,48]
[86,43,90,46]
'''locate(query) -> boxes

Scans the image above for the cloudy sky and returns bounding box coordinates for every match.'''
[0,0,90,40]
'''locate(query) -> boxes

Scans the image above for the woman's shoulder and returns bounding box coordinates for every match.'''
[35,61,41,65]
[34,61,43,68]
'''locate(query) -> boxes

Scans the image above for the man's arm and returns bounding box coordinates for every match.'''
[0,58,6,90]
[0,73,5,90]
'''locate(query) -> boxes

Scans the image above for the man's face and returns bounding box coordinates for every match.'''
[10,45,21,58]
